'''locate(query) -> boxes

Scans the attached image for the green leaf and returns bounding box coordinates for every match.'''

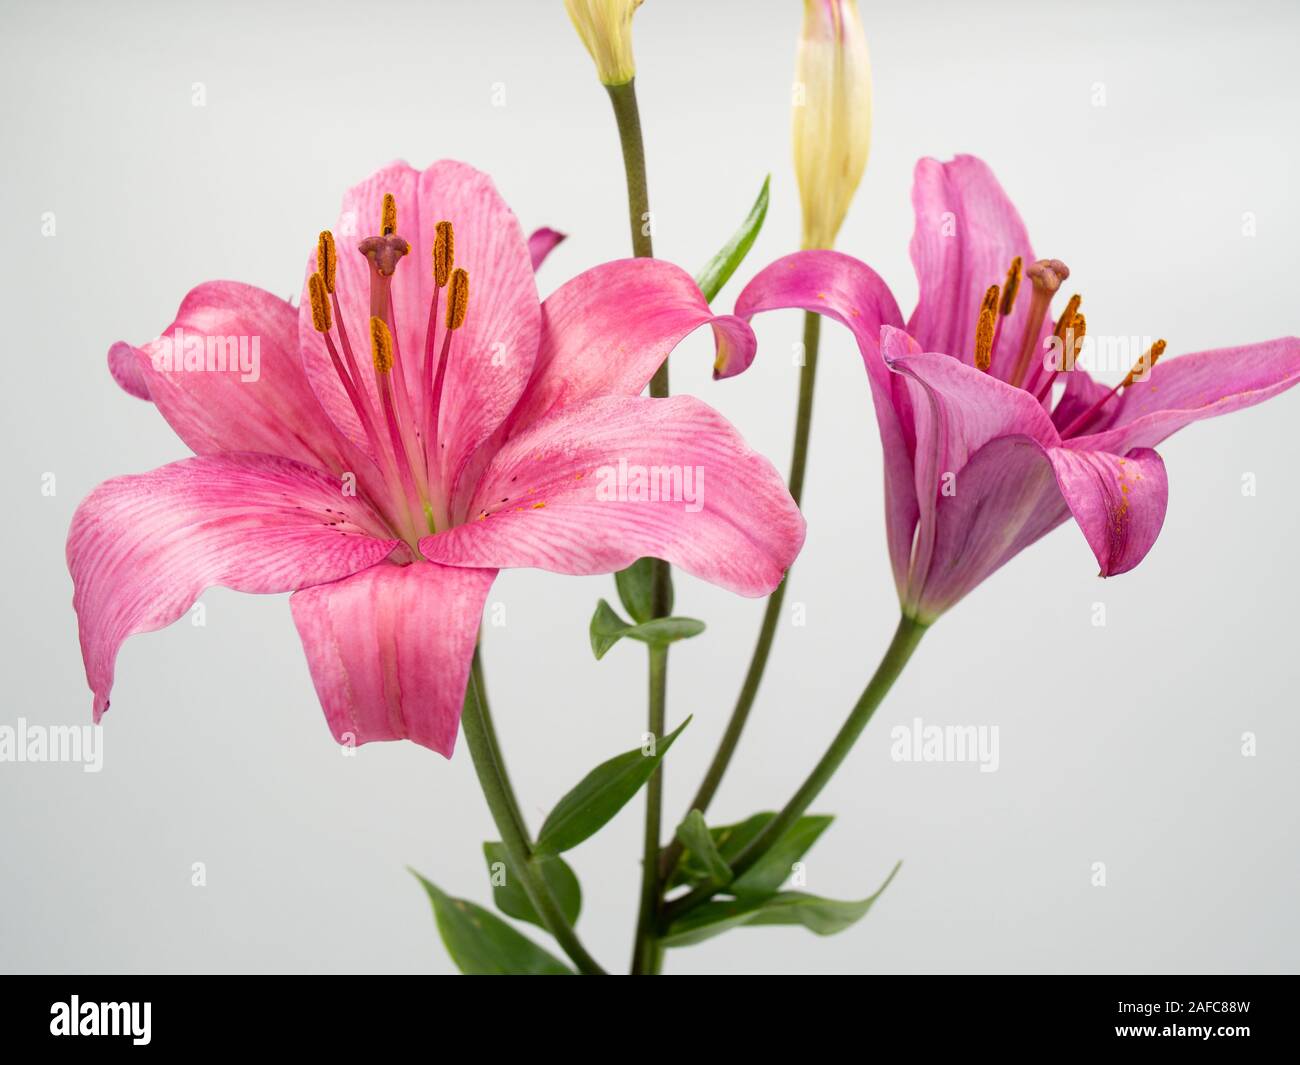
[614,557,663,623]
[589,598,705,661]
[669,811,833,897]
[536,716,692,855]
[411,870,574,974]
[730,814,833,898]
[694,175,771,303]
[662,862,901,948]
[674,810,732,886]
[482,842,582,930]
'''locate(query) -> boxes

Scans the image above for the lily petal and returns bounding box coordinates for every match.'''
[505,258,757,439]
[290,561,496,757]
[122,282,348,472]
[734,249,911,587]
[1047,446,1168,577]
[420,395,805,598]
[527,226,567,271]
[1072,337,1300,453]
[67,453,400,720]
[908,155,1045,387]
[883,336,1061,605]
[911,437,1167,619]
[909,435,1071,619]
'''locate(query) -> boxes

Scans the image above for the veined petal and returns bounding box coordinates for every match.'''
[290,561,496,757]
[908,435,1070,620]
[67,453,399,720]
[119,282,348,472]
[1047,446,1168,577]
[910,437,1167,620]
[907,155,1042,384]
[527,226,567,271]
[420,395,805,598]
[504,259,757,439]
[734,250,912,589]
[1072,337,1300,453]
[885,326,1060,605]
[299,160,542,506]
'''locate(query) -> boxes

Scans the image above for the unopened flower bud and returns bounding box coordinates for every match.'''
[792,0,872,249]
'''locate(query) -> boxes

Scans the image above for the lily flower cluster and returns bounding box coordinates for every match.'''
[64,0,1300,975]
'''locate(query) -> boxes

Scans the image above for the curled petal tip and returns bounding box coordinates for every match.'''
[107,341,151,400]
[527,226,568,272]
[709,314,757,379]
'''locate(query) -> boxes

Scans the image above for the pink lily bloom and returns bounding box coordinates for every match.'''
[70,160,805,755]
[737,154,1300,623]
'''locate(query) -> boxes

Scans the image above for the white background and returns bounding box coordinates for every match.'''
[1,0,1296,974]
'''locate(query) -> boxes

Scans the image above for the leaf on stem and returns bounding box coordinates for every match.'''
[482,842,582,930]
[535,716,692,855]
[589,598,704,661]
[668,811,833,897]
[662,862,901,948]
[411,870,574,975]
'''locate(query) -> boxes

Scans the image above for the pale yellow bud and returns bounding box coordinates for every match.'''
[792,0,872,249]
[564,0,643,86]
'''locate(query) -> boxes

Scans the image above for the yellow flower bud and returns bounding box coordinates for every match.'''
[792,0,872,249]
[564,0,643,86]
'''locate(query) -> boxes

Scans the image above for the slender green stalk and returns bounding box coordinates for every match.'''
[606,79,654,260]
[606,80,666,399]
[469,650,526,831]
[658,311,823,881]
[461,651,606,975]
[662,615,926,925]
[630,644,668,975]
[607,76,674,973]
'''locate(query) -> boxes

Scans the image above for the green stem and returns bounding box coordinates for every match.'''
[470,650,526,831]
[607,76,673,973]
[461,650,606,975]
[662,614,926,925]
[630,644,668,975]
[606,79,654,260]
[658,311,822,881]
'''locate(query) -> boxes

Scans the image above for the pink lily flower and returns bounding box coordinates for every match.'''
[737,154,1300,623]
[70,160,805,755]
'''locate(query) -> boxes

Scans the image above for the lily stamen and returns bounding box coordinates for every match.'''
[974,284,998,371]
[1028,295,1085,403]
[428,268,470,455]
[1053,293,1082,345]
[423,220,455,440]
[369,315,426,528]
[999,256,1022,317]
[319,230,370,405]
[1059,338,1167,438]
